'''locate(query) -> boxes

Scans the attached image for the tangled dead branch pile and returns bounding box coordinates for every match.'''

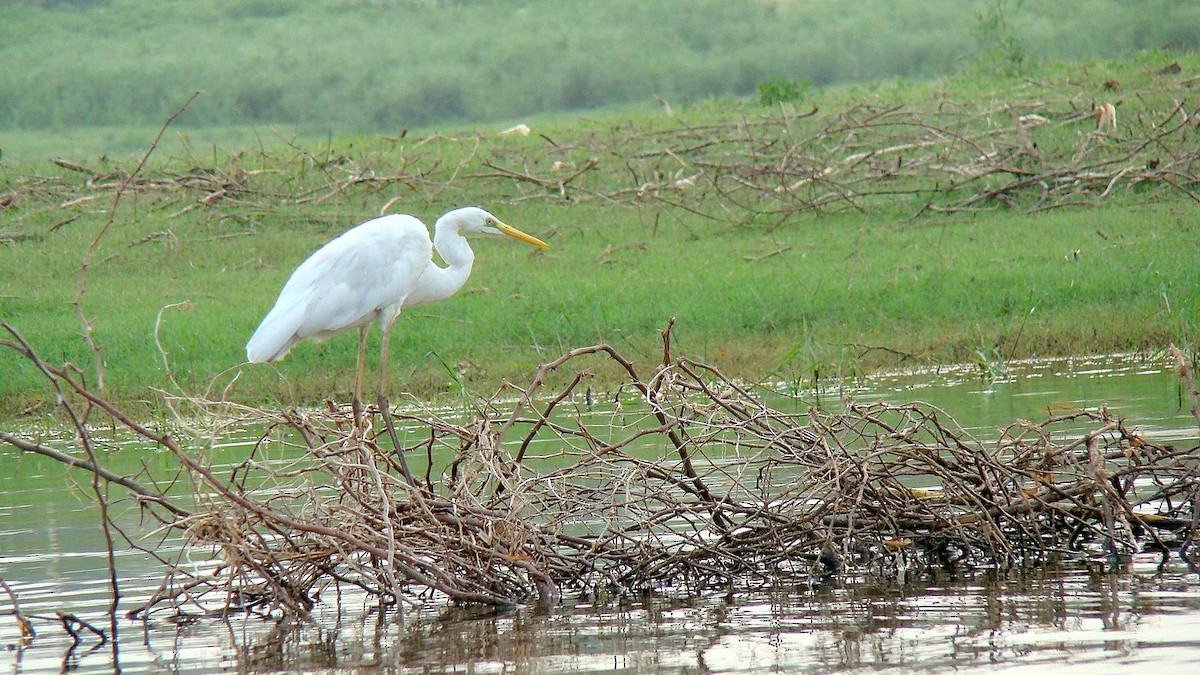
[4,323,1198,619]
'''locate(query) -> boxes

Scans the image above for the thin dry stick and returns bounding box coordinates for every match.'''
[71,91,200,395]
[1170,343,1200,431]
[55,612,107,645]
[34,93,199,665]
[0,578,35,638]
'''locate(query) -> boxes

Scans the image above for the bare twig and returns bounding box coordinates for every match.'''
[72,91,200,394]
[1170,343,1200,431]
[0,578,35,638]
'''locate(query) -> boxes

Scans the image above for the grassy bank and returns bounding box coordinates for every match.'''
[2,55,1198,418]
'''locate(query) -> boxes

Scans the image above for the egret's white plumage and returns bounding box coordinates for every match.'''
[246,206,548,418]
[246,213,429,362]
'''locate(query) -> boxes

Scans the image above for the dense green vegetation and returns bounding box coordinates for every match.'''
[2,49,1198,418]
[3,0,1199,140]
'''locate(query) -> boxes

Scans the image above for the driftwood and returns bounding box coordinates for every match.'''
[3,320,1199,621]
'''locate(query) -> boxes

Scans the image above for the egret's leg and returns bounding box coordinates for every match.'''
[352,325,368,428]
[375,321,415,486]
[377,322,391,404]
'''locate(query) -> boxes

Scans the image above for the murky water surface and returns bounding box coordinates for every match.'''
[2,354,1199,673]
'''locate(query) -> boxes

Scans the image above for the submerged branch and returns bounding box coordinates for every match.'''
[0,431,190,519]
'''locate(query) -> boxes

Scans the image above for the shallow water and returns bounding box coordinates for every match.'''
[2,354,1198,673]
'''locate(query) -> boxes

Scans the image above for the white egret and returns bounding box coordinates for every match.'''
[246,206,549,422]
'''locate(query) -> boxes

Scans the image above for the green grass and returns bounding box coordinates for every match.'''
[2,55,1199,418]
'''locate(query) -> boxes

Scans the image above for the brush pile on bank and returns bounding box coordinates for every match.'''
[4,62,1198,225]
[4,323,1198,618]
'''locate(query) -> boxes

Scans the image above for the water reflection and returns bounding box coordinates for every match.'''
[100,559,1196,673]
[4,544,1200,674]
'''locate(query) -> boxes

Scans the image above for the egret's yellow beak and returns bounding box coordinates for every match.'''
[497,221,550,248]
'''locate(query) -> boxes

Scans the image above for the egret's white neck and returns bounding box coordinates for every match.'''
[407,215,475,307]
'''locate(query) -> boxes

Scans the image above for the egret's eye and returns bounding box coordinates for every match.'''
[485,217,496,226]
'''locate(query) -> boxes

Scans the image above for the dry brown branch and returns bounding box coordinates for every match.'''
[0,578,36,639]
[72,91,200,394]
[55,612,107,645]
[1170,343,1200,431]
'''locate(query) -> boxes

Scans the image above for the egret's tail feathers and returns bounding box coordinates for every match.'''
[245,311,302,363]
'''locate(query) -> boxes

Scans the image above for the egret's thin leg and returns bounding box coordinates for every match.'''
[378,391,416,487]
[353,325,367,428]
[377,323,391,404]
[375,322,416,486]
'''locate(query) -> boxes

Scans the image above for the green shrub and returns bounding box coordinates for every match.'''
[756,78,812,107]
[972,0,1029,75]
